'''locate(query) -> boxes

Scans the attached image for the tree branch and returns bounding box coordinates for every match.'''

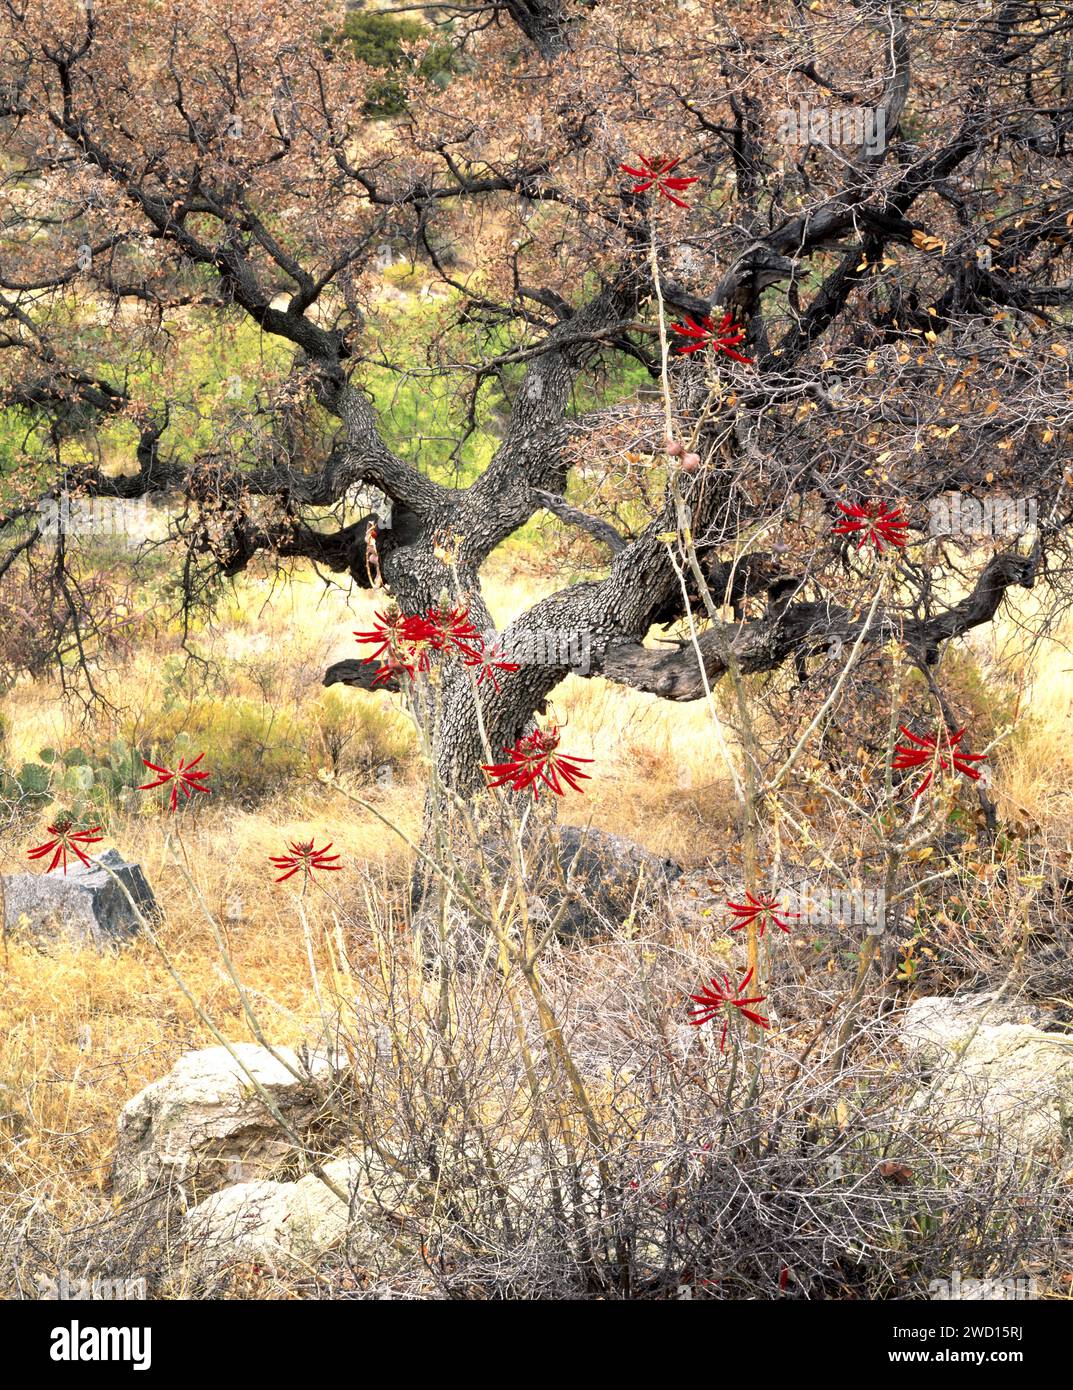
[589,550,1039,701]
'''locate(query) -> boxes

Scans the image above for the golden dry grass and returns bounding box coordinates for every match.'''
[990,616,1073,841]
[0,552,1070,1230]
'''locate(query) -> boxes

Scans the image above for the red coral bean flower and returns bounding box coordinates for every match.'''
[424,605,483,658]
[269,839,343,885]
[355,607,487,684]
[687,967,770,1052]
[27,819,103,874]
[138,752,211,811]
[832,500,909,553]
[464,641,520,693]
[671,312,753,364]
[619,154,698,208]
[354,610,411,664]
[370,649,414,687]
[482,724,593,798]
[354,611,428,684]
[396,614,437,672]
[892,725,988,799]
[726,891,800,937]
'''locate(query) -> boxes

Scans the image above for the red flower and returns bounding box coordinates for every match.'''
[463,641,519,693]
[355,606,490,684]
[482,724,593,798]
[619,154,698,208]
[27,819,103,874]
[832,500,908,553]
[671,312,753,363]
[353,611,412,664]
[687,967,769,1051]
[138,752,211,811]
[892,725,988,799]
[370,650,414,687]
[355,612,432,680]
[424,605,483,658]
[269,839,343,885]
[726,891,800,937]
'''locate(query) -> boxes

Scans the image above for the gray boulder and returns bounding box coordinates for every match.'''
[411,825,682,943]
[2,847,157,947]
[552,826,682,937]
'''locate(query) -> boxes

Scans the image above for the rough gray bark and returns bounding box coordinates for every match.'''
[501,0,578,59]
[592,551,1041,702]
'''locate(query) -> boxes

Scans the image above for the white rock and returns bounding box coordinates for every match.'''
[901,992,1073,1153]
[186,1158,355,1268]
[111,1044,345,1200]
[184,1154,417,1275]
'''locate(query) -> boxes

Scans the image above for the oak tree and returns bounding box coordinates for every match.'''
[1,0,1069,807]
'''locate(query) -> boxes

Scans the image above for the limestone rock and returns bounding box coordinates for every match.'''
[111,1044,346,1200]
[186,1158,358,1269]
[184,1154,418,1276]
[901,991,1073,1153]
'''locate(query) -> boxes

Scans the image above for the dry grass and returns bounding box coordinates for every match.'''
[0,793,417,1216]
[990,618,1073,842]
[1,552,1071,1291]
[0,553,736,1228]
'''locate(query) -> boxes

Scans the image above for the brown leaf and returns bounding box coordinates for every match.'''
[877,1161,914,1185]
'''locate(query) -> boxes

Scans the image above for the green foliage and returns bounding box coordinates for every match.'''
[311,687,414,785]
[0,407,50,502]
[0,738,143,828]
[342,10,427,66]
[131,701,307,809]
[0,762,51,825]
[336,11,456,118]
[125,688,414,808]
[15,762,51,797]
[121,318,293,464]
